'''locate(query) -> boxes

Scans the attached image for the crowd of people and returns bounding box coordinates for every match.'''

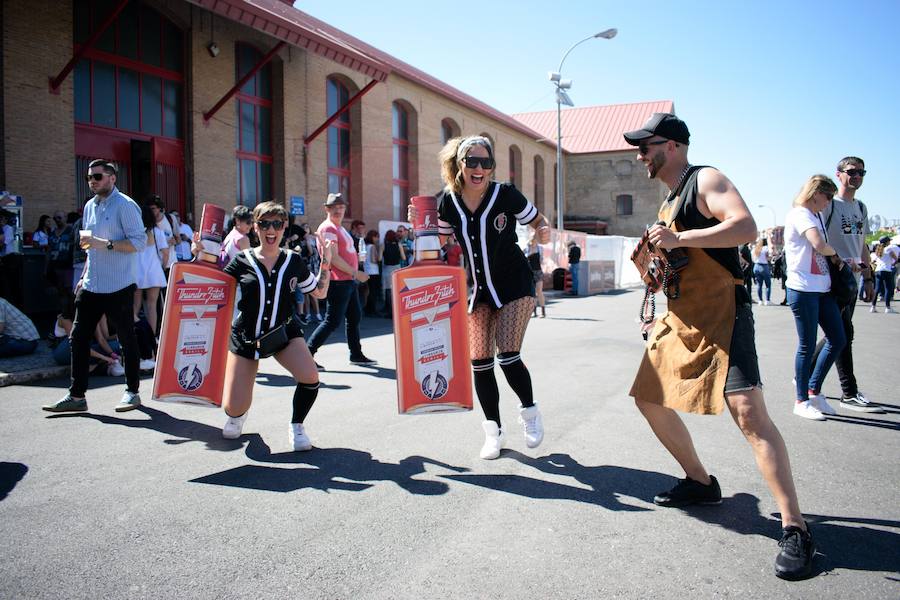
[3,113,896,583]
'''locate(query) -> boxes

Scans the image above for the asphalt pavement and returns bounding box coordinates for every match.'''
[2,289,898,599]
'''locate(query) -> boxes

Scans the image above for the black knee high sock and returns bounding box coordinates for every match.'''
[292,382,319,423]
[472,358,501,427]
[498,352,533,408]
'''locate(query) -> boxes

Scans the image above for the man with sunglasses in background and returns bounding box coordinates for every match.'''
[808,157,883,413]
[42,159,146,414]
[305,193,376,370]
[624,114,816,580]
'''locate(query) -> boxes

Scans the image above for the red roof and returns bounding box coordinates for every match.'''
[513,101,675,154]
[193,0,550,144]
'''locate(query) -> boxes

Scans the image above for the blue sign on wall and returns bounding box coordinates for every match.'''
[290,196,305,216]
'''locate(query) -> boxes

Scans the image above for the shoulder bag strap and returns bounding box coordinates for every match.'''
[664,165,705,227]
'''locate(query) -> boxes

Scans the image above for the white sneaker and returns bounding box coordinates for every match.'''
[869,306,877,313]
[808,393,836,416]
[763,300,770,306]
[222,412,248,439]
[139,358,156,371]
[290,423,312,451]
[886,307,896,314]
[793,401,825,421]
[108,360,125,377]
[518,404,544,448]
[479,420,505,460]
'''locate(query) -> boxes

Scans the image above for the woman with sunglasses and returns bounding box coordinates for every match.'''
[213,201,334,450]
[410,135,551,459]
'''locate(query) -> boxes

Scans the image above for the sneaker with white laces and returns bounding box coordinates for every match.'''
[222,412,248,439]
[793,401,825,421]
[840,392,885,413]
[518,404,544,449]
[808,393,836,416]
[479,420,505,460]
[290,423,312,451]
[115,391,141,412]
[108,360,125,377]
[139,358,156,371]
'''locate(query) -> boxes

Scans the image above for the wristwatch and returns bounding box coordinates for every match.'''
[106,240,114,251]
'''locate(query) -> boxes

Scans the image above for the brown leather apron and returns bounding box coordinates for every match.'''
[629,202,742,415]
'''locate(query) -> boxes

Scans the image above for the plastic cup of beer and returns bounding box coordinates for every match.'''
[79,230,92,250]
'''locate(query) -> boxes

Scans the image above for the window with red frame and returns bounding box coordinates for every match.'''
[327,78,351,213]
[392,102,410,220]
[235,43,273,207]
[73,1,184,138]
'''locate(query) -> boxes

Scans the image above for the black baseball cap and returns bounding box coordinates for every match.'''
[624,113,690,146]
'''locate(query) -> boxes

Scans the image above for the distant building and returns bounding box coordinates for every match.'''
[514,102,673,237]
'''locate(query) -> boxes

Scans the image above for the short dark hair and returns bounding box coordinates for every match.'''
[231,205,252,223]
[837,156,864,171]
[88,159,117,175]
[351,220,365,229]
[146,194,164,209]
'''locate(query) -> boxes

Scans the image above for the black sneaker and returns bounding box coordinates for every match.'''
[653,475,722,507]
[775,524,815,580]
[349,354,377,366]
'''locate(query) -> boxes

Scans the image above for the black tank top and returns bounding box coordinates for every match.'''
[672,166,750,305]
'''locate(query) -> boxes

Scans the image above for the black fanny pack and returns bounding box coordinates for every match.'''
[254,319,292,358]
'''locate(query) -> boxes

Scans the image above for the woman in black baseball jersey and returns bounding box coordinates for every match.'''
[411,135,551,459]
[214,201,333,450]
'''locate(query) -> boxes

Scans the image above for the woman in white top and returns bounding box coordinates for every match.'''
[33,215,53,249]
[784,175,847,421]
[870,235,898,313]
[134,204,168,339]
[751,238,772,305]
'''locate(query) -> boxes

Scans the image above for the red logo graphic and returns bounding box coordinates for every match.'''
[174,284,228,306]
[399,282,459,316]
[494,214,507,232]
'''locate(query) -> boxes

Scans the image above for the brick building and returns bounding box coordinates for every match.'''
[1,0,563,231]
[514,101,673,237]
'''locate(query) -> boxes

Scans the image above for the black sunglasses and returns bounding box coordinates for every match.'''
[841,168,866,177]
[638,140,669,155]
[84,172,108,181]
[463,156,495,169]
[257,219,285,231]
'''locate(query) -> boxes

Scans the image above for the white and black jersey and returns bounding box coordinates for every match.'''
[224,249,316,357]
[437,182,539,311]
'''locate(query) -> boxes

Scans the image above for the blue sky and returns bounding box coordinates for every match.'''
[298,0,899,230]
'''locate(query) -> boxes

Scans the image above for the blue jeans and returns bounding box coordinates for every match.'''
[753,263,771,302]
[787,288,846,401]
[570,264,579,294]
[0,335,37,358]
[874,270,895,307]
[306,280,363,357]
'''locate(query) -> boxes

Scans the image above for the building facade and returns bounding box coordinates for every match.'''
[1,0,559,231]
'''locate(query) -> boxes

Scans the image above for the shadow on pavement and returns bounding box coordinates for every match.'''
[189,434,468,496]
[0,462,28,502]
[253,372,351,391]
[823,414,900,431]
[45,405,245,452]
[441,451,670,511]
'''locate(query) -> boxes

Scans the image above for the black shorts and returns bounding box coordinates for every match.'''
[725,302,762,393]
[229,319,305,360]
[532,270,543,284]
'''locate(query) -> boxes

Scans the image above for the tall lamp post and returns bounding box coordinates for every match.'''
[549,28,617,234]
[758,204,777,229]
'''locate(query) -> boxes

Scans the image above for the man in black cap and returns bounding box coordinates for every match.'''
[624,113,816,580]
[306,193,376,369]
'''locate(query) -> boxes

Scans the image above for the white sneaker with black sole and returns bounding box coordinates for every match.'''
[840,392,885,413]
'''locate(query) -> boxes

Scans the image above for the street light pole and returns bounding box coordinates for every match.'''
[550,28,616,234]
[758,204,777,228]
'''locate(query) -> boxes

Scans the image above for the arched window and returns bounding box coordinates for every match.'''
[533,155,545,214]
[441,118,460,145]
[392,102,410,220]
[235,43,273,206]
[616,194,633,216]
[327,77,352,211]
[509,145,522,188]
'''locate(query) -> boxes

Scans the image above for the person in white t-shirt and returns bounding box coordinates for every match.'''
[147,195,179,274]
[871,235,898,313]
[751,238,772,304]
[783,175,847,421]
[174,213,194,261]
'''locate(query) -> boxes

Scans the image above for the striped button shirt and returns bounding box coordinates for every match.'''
[437,182,539,311]
[80,187,147,293]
